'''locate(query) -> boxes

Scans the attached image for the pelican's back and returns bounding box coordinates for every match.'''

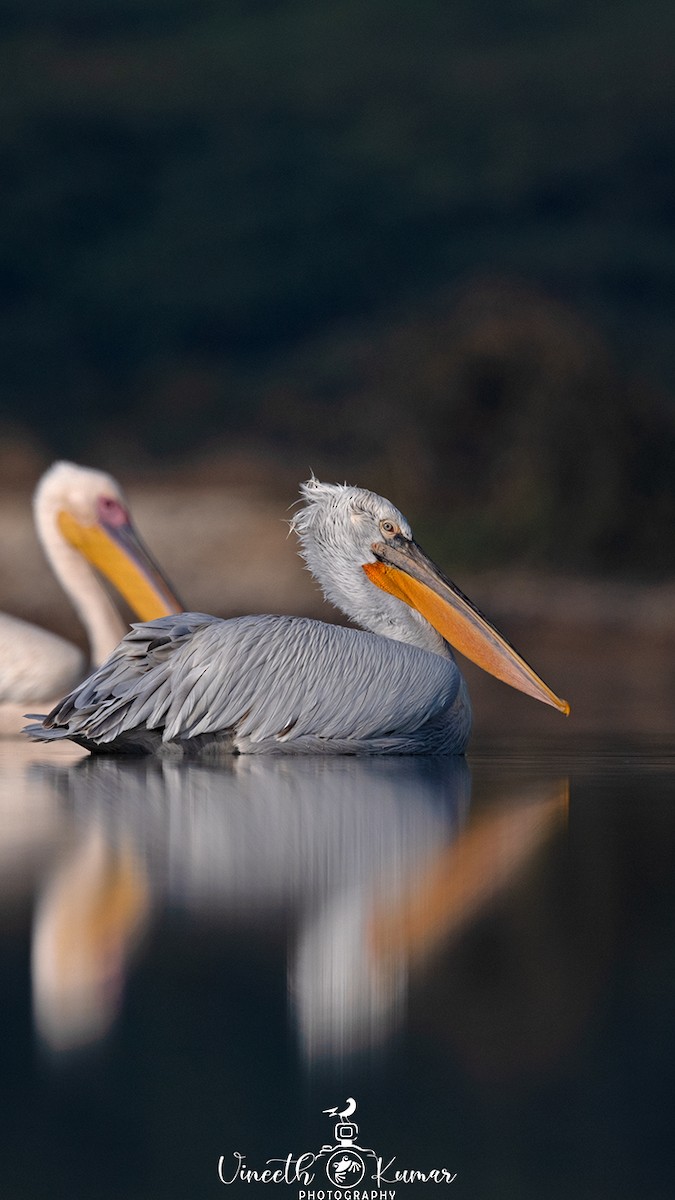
[27,613,471,756]
[0,612,84,703]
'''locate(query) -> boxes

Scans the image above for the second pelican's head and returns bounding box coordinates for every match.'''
[292,477,569,715]
[33,461,183,622]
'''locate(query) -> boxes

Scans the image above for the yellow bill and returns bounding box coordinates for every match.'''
[58,510,183,621]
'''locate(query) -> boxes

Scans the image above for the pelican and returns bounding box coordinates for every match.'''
[1,461,182,734]
[27,478,569,755]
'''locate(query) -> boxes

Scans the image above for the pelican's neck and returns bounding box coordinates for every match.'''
[309,553,450,658]
[35,511,127,667]
[345,586,451,657]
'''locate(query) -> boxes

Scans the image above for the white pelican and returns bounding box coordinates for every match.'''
[1,461,182,734]
[27,478,569,755]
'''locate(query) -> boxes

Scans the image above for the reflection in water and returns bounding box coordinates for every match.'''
[293,780,567,1059]
[24,754,567,1059]
[1,739,673,1200]
[32,829,149,1050]
[0,742,83,899]
[370,782,568,967]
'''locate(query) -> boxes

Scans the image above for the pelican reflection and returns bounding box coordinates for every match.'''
[29,756,566,1058]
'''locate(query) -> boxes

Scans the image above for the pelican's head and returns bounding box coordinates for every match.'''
[292,478,413,620]
[33,461,183,621]
[293,477,569,715]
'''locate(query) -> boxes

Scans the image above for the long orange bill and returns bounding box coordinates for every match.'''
[363,538,569,714]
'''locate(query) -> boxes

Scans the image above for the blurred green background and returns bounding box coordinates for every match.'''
[1,0,675,575]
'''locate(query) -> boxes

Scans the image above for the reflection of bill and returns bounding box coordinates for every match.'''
[31,827,149,1051]
[293,778,569,1059]
[370,779,569,968]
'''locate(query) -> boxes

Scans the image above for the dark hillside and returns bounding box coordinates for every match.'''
[1,0,675,572]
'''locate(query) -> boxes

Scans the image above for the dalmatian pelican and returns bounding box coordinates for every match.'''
[27,478,568,755]
[1,461,182,734]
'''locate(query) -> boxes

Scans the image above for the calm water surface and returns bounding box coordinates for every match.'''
[0,735,673,1199]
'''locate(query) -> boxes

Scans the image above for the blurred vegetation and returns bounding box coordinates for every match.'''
[1,0,675,574]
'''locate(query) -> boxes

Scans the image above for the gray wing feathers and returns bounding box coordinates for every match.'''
[42,615,217,742]
[32,613,463,751]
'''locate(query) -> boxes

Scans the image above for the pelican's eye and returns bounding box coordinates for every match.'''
[379,519,399,537]
[96,495,129,527]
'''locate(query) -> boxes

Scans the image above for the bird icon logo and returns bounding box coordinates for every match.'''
[319,1096,363,1161]
[323,1097,357,1121]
